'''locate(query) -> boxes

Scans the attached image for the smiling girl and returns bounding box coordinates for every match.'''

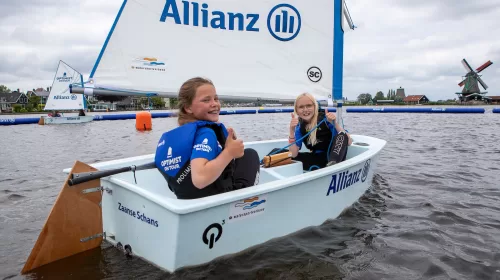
[155,77,260,199]
[288,93,351,170]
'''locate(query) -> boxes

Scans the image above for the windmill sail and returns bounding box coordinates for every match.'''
[477,75,488,90]
[44,61,86,111]
[476,60,493,73]
[461,59,473,73]
[74,0,342,103]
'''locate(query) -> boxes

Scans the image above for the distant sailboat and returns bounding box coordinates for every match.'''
[41,61,93,125]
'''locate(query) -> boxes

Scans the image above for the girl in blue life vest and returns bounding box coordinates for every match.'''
[155,77,260,199]
[288,93,352,171]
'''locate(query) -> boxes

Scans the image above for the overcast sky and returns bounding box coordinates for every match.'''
[1,0,499,101]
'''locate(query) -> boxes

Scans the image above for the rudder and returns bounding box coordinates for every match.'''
[21,161,103,274]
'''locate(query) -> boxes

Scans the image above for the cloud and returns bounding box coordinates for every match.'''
[0,0,70,18]
[385,0,500,21]
[0,0,122,91]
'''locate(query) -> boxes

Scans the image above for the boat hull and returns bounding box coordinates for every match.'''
[42,116,94,124]
[63,135,386,272]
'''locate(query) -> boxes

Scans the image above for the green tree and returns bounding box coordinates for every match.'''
[0,85,11,94]
[387,89,393,100]
[140,97,165,108]
[170,98,178,108]
[12,104,22,112]
[373,91,385,101]
[140,97,149,107]
[151,97,165,108]
[28,95,41,111]
[356,93,372,105]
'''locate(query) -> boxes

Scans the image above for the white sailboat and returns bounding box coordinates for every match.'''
[22,0,386,274]
[41,61,93,125]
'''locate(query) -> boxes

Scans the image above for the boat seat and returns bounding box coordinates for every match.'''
[258,160,303,184]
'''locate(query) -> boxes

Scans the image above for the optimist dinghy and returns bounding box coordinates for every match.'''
[22,0,386,274]
[40,61,93,125]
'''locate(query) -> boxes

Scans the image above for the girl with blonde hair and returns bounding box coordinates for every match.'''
[288,93,351,170]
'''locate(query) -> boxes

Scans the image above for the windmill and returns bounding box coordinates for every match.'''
[456,58,493,102]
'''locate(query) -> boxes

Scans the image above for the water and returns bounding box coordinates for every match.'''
[1,108,500,280]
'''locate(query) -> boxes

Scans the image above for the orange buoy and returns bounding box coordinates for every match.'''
[38,117,44,125]
[136,111,152,131]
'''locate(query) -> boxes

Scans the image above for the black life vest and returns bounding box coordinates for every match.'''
[155,121,235,199]
[299,112,334,152]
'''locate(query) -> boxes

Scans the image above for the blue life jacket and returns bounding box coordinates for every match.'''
[155,121,235,199]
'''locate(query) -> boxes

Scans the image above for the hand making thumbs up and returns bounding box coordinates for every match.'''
[289,112,299,131]
[225,128,244,158]
[325,108,336,123]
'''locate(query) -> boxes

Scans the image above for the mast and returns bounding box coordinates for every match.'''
[333,0,355,119]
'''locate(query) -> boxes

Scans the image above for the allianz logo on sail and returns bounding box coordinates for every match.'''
[160,1,301,41]
[54,94,78,100]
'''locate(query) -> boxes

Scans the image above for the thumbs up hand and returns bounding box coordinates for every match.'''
[325,108,336,123]
[289,112,299,131]
[225,128,244,158]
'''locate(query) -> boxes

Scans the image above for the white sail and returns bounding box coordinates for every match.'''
[86,0,335,101]
[44,61,86,111]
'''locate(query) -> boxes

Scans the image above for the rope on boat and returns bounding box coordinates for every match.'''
[261,118,333,164]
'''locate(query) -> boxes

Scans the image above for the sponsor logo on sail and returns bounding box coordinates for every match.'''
[307,66,322,82]
[54,94,77,100]
[267,4,301,41]
[131,57,166,72]
[159,1,301,41]
[56,72,72,83]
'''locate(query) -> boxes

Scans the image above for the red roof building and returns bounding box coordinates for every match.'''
[403,95,429,104]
